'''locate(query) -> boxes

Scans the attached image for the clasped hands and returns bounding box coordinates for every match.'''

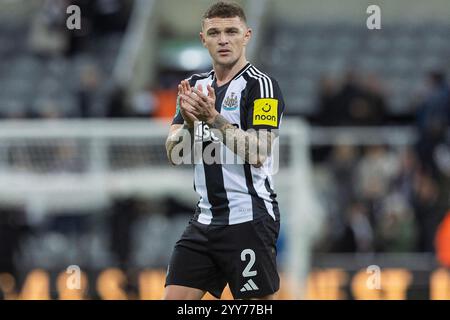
[178,80,219,128]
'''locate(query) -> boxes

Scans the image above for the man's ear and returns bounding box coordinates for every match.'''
[243,28,252,46]
[199,32,206,47]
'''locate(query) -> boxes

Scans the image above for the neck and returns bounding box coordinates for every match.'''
[213,56,248,85]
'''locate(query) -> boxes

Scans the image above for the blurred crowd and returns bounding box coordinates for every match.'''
[0,0,133,120]
[318,143,449,253]
[315,70,450,254]
[29,0,130,58]
[315,71,388,126]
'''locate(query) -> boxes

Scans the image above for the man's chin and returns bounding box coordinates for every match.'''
[214,57,238,67]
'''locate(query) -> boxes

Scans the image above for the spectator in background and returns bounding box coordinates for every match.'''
[317,76,339,126]
[415,71,450,177]
[349,145,411,252]
[355,145,399,225]
[319,71,362,126]
[375,193,417,252]
[361,73,388,125]
[77,64,102,117]
[391,147,418,204]
[317,71,388,126]
[0,206,29,278]
[412,173,447,252]
[106,86,128,117]
[327,143,359,241]
[333,201,374,252]
[110,197,139,269]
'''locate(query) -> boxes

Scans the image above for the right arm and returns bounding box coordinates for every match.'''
[165,122,194,166]
[165,80,197,165]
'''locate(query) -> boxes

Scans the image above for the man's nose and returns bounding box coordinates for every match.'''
[218,33,228,45]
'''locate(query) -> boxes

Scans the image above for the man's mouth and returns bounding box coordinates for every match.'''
[218,49,231,55]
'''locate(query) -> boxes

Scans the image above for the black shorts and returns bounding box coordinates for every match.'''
[165,215,280,299]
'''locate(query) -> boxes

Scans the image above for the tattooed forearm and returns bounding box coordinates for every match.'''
[209,114,273,168]
[166,123,194,165]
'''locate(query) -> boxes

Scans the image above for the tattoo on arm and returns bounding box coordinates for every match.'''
[166,123,194,165]
[209,114,273,167]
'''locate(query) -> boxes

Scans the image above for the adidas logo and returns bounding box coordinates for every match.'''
[240,279,259,292]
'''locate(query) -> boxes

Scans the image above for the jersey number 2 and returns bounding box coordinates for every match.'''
[241,249,257,277]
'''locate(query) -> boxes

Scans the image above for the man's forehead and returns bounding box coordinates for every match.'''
[203,16,246,30]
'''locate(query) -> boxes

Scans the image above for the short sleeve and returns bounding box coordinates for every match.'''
[245,77,285,131]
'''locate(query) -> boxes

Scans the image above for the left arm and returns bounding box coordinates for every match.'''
[208,112,274,168]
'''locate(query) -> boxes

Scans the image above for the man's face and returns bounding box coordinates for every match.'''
[200,16,251,67]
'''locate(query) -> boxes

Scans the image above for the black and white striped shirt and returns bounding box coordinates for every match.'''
[172,63,285,225]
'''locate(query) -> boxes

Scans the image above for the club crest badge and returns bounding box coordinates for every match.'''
[222,92,239,111]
